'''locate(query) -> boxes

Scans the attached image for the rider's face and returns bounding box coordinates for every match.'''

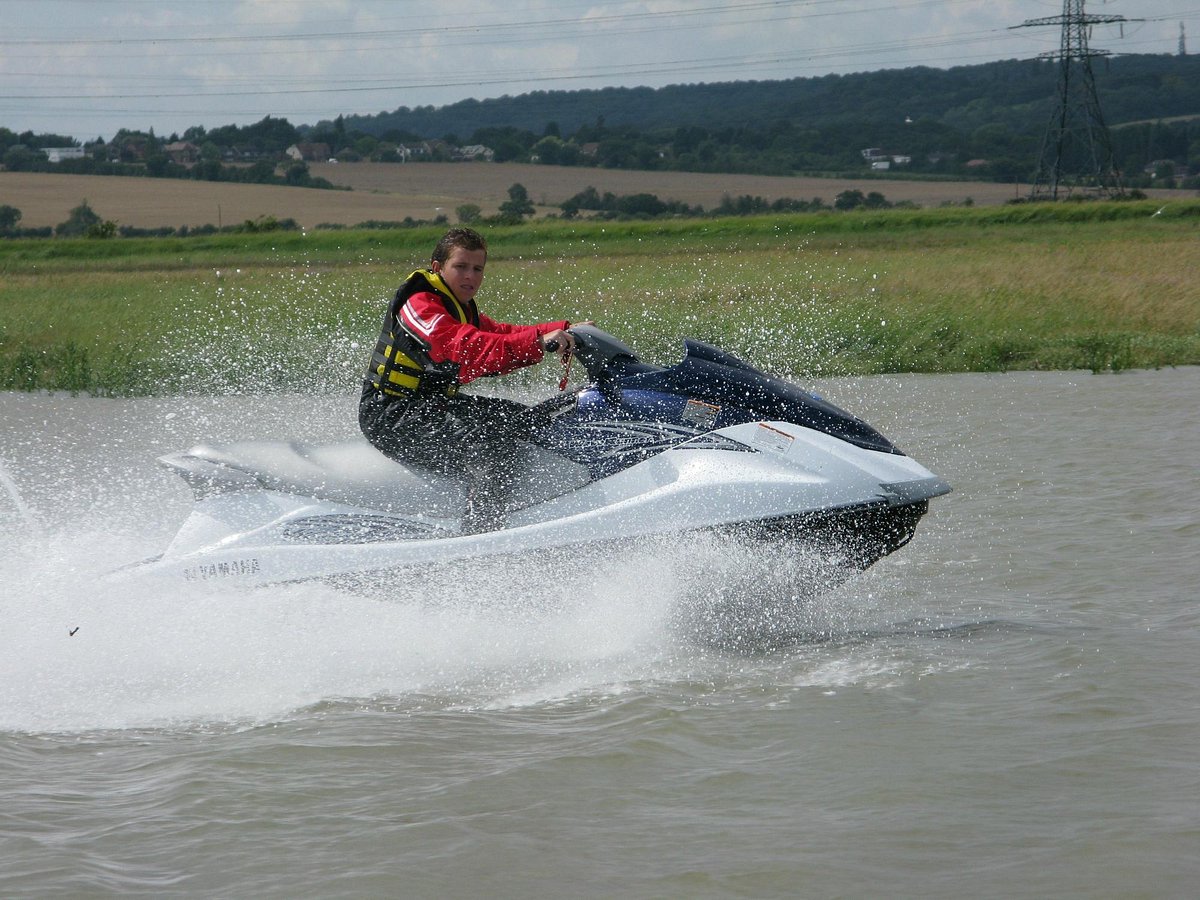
[432,247,486,302]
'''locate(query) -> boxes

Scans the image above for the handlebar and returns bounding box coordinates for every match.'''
[543,325,638,385]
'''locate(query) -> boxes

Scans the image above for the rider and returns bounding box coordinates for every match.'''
[359,227,577,534]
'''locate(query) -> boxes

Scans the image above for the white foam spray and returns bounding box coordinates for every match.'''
[0,456,43,538]
[0,502,882,734]
[0,383,920,735]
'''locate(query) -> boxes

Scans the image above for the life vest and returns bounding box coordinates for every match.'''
[366,269,476,398]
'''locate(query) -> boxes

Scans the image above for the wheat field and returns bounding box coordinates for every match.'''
[2,162,1053,230]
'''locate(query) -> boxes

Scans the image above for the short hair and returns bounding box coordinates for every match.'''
[432,227,487,265]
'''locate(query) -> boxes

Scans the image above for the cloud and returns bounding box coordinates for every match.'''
[0,0,1186,140]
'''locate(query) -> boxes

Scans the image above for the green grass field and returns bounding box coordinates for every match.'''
[2,200,1199,395]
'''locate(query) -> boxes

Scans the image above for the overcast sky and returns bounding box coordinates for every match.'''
[1,0,1194,142]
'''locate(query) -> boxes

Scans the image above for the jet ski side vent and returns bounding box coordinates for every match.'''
[280,514,445,544]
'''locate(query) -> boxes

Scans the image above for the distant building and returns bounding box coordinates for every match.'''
[107,135,152,162]
[221,145,261,162]
[1144,158,1179,174]
[42,147,85,162]
[164,141,199,164]
[454,144,495,162]
[286,142,331,162]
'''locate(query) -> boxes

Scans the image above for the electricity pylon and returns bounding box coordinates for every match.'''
[1012,1,1129,199]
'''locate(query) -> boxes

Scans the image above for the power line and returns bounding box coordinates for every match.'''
[0,1,891,46]
[0,21,1035,102]
[3,1,1194,134]
[0,0,962,62]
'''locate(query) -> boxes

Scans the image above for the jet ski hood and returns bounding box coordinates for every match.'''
[571,325,899,454]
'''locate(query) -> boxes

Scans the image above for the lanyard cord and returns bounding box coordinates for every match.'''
[558,350,573,391]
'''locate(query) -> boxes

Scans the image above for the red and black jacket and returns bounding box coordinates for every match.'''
[366,268,568,398]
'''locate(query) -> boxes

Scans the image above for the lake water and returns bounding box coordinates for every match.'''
[1,368,1197,898]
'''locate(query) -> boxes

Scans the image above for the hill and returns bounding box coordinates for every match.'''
[321,54,1200,184]
[344,54,1200,140]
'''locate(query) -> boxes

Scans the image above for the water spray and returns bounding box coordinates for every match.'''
[0,456,43,538]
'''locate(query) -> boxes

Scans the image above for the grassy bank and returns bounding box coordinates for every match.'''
[2,200,1198,395]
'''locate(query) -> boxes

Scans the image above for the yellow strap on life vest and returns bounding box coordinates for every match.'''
[414,269,471,324]
[375,346,457,397]
[366,268,470,398]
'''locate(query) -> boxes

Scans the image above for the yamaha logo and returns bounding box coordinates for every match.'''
[182,558,261,582]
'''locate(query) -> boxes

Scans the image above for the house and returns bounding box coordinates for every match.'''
[164,141,199,164]
[454,144,494,162]
[42,147,86,163]
[108,136,152,162]
[860,147,889,162]
[285,142,331,162]
[1144,160,1192,179]
[221,145,261,162]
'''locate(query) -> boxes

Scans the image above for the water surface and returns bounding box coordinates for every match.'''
[1,369,1197,897]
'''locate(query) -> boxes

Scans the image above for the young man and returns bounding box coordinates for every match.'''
[359,227,576,534]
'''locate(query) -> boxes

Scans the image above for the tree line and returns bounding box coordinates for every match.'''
[346,55,1200,143]
[0,118,338,190]
[3,53,1199,196]
[342,53,1200,186]
[0,182,966,242]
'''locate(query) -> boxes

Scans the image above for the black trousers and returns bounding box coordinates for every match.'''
[359,385,545,533]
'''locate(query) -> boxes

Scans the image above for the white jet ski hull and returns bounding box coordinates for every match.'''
[118,419,948,590]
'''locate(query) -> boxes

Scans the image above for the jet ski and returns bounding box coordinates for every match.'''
[117,325,950,590]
